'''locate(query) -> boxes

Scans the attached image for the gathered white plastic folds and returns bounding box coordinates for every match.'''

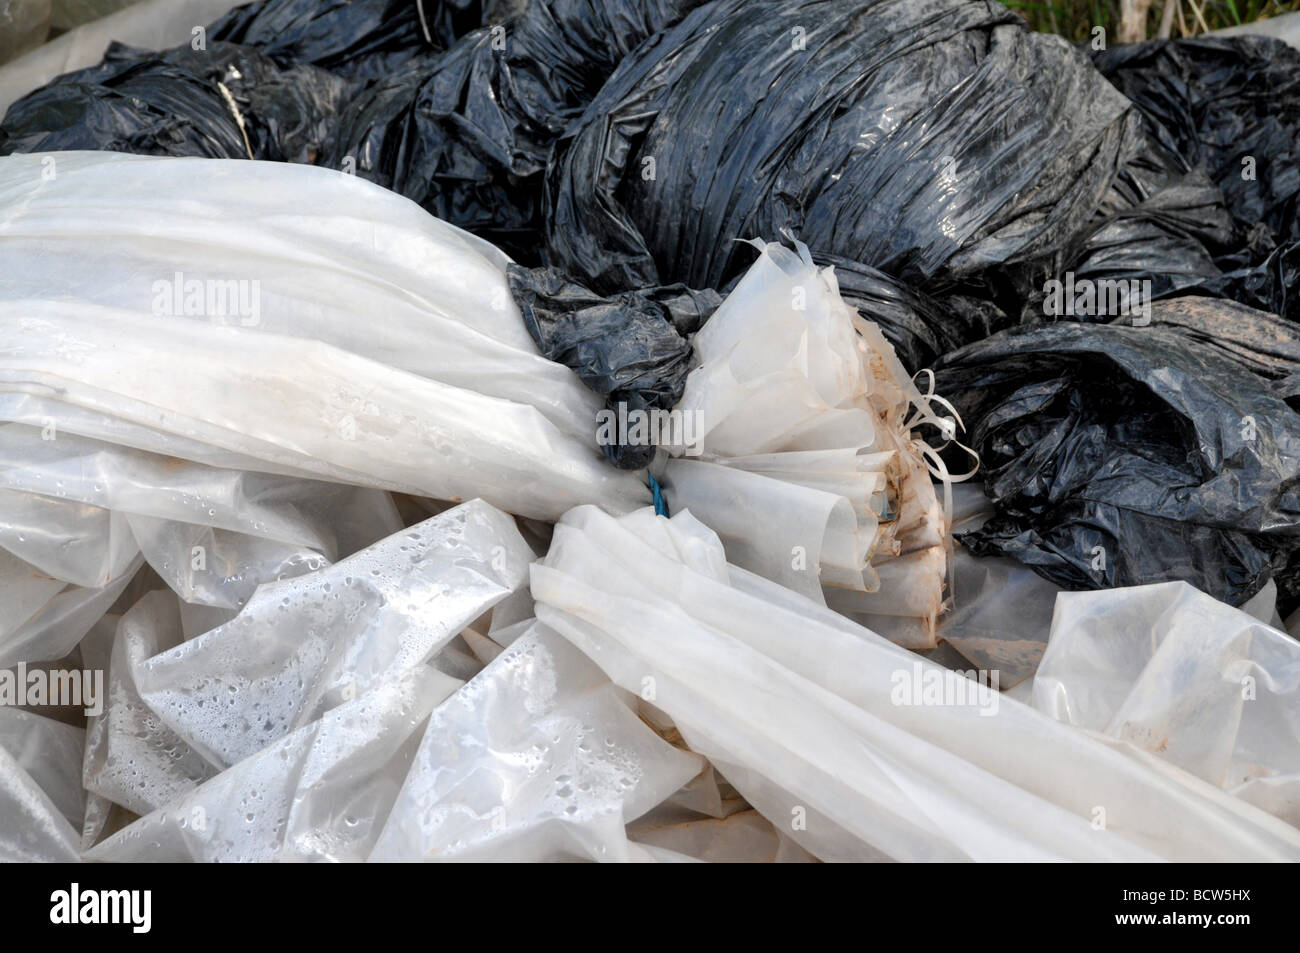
[658,239,959,648]
[1,150,1298,862]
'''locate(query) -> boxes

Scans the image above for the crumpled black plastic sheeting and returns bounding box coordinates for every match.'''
[209,0,515,70]
[1041,159,1300,325]
[544,0,1140,299]
[0,42,351,164]
[1046,167,1234,301]
[205,0,468,74]
[337,0,708,260]
[508,264,720,468]
[0,0,456,165]
[0,0,705,263]
[1094,36,1300,243]
[935,306,1300,607]
[1064,35,1300,323]
[822,254,1011,370]
[1203,235,1300,322]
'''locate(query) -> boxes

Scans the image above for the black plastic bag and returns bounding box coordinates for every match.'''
[543,0,1142,298]
[0,0,444,163]
[935,300,1300,606]
[1201,234,1300,323]
[508,264,720,468]
[1094,36,1300,243]
[1046,35,1300,325]
[208,0,504,70]
[0,41,351,164]
[329,0,707,260]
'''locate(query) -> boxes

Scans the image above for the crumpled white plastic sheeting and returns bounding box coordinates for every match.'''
[0,420,404,665]
[0,423,404,562]
[86,665,461,862]
[0,152,647,523]
[132,499,533,770]
[0,549,141,669]
[59,499,712,863]
[58,499,523,860]
[1033,581,1300,828]
[531,504,1300,862]
[82,591,218,818]
[373,622,704,862]
[660,241,949,644]
[0,706,83,861]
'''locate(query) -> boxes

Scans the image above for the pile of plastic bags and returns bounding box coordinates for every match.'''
[1,0,1299,862]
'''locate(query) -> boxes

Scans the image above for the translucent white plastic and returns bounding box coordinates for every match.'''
[0,551,142,667]
[133,500,533,768]
[0,152,648,522]
[0,706,84,832]
[373,623,703,862]
[926,482,1067,683]
[661,241,953,638]
[0,418,411,662]
[532,505,1300,861]
[82,590,218,817]
[1033,581,1300,827]
[0,423,404,621]
[0,707,83,861]
[0,424,401,560]
[86,666,459,862]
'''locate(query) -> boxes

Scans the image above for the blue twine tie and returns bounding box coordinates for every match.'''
[648,473,669,517]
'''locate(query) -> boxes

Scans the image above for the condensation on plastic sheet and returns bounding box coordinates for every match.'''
[86,666,458,862]
[373,622,703,862]
[133,500,532,768]
[0,706,83,861]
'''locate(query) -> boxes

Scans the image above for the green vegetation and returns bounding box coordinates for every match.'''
[1007,0,1300,42]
